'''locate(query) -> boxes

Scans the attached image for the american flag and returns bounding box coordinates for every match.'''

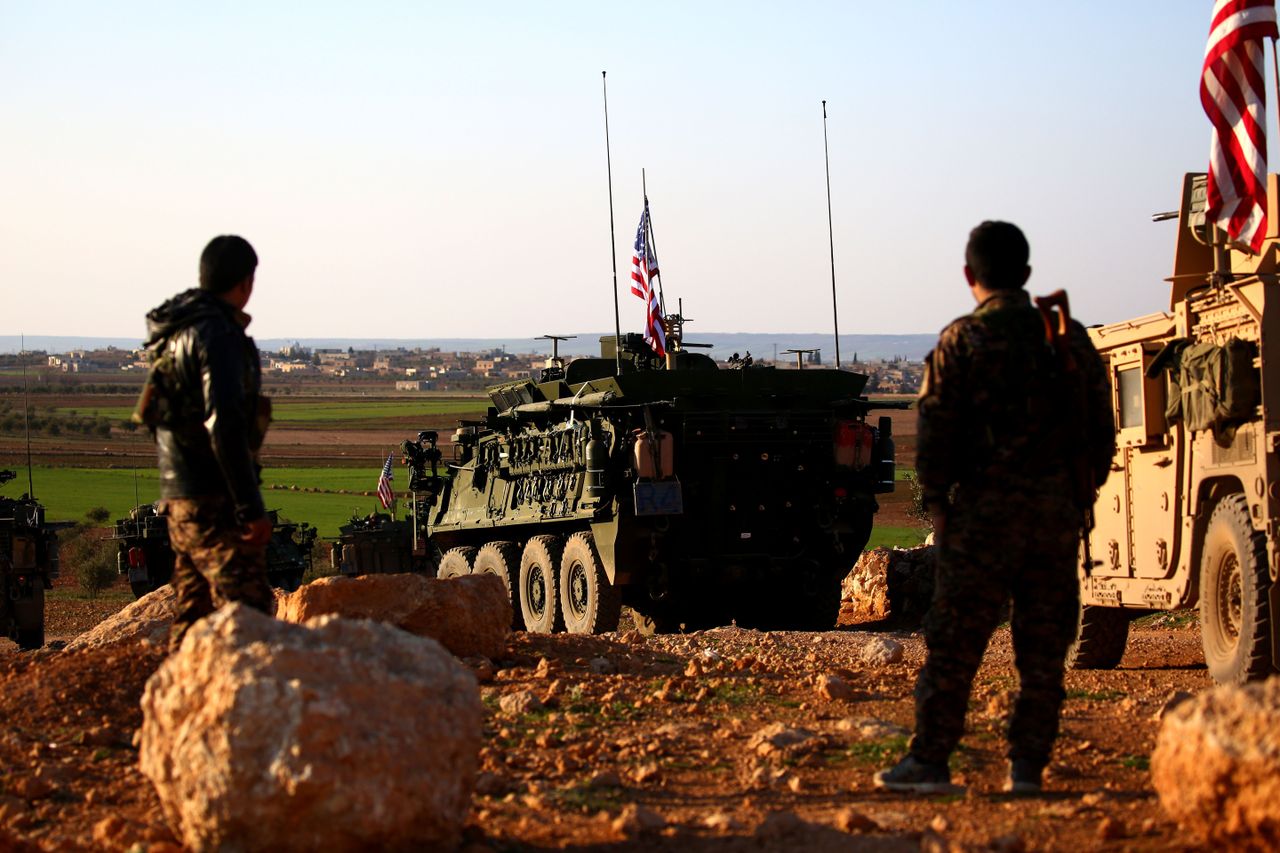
[630,203,667,357]
[1202,0,1278,252]
[376,454,395,509]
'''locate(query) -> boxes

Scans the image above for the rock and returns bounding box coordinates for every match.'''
[66,584,177,650]
[704,812,741,832]
[747,722,817,757]
[1152,677,1280,850]
[1096,816,1125,841]
[860,637,905,666]
[842,718,909,739]
[92,816,142,848]
[833,807,880,833]
[612,804,664,836]
[277,573,510,659]
[633,762,661,784]
[758,811,805,839]
[839,545,936,627]
[463,656,496,683]
[588,656,616,675]
[1153,689,1194,722]
[816,673,854,701]
[498,690,544,715]
[588,770,622,789]
[139,604,481,852]
[8,775,54,801]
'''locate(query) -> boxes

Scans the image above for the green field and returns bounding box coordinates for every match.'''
[865,525,929,549]
[15,465,930,548]
[13,466,391,537]
[52,398,486,424]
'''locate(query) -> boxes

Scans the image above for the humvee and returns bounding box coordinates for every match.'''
[1076,172,1280,684]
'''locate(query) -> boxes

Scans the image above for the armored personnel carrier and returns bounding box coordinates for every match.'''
[329,513,429,576]
[1075,173,1280,684]
[396,331,897,634]
[111,503,317,597]
[0,470,62,650]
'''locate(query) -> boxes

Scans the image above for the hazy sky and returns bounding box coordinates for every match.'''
[0,2,1252,342]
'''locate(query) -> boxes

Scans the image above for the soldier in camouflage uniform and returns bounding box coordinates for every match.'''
[876,221,1115,794]
[140,236,274,652]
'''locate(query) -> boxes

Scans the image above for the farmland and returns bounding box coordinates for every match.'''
[1,377,923,543]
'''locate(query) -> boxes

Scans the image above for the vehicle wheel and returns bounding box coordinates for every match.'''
[129,580,160,599]
[13,585,44,651]
[519,536,564,634]
[437,546,476,579]
[1200,493,1273,684]
[559,532,621,635]
[1066,604,1130,669]
[475,541,524,631]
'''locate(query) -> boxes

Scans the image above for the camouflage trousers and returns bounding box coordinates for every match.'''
[909,492,1081,770]
[164,496,272,653]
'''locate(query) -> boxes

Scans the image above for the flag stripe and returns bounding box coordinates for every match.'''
[376,454,395,509]
[630,203,667,358]
[1202,0,1277,253]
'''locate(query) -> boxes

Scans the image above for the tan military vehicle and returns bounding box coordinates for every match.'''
[1073,173,1280,684]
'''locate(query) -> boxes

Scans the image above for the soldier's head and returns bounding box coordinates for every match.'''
[199,235,258,309]
[964,221,1030,293]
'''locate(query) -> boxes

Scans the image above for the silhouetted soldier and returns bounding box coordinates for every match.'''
[875,221,1114,794]
[138,236,273,652]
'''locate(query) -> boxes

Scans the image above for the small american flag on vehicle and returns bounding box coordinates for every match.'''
[1202,0,1279,252]
[376,454,395,509]
[630,203,667,358]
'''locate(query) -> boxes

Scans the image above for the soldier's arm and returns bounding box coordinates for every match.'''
[1071,324,1117,488]
[916,327,969,511]
[199,329,266,524]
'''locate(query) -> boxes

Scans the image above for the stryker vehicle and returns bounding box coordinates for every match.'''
[397,329,897,634]
[0,470,62,650]
[1073,173,1280,684]
[111,503,317,597]
[330,513,430,576]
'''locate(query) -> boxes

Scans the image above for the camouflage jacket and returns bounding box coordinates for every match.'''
[144,289,266,524]
[916,289,1114,513]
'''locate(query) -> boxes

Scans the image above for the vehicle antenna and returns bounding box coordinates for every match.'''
[822,100,842,370]
[602,71,623,374]
[21,334,34,497]
[131,468,142,535]
[642,169,667,316]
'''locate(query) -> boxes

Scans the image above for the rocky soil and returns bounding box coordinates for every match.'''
[0,591,1215,852]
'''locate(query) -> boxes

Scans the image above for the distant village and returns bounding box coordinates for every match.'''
[9,344,924,394]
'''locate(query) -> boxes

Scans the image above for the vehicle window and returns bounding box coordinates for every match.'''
[1118,367,1143,429]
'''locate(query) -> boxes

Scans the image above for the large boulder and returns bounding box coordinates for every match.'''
[66,584,177,650]
[839,545,935,627]
[139,604,481,852]
[276,572,510,659]
[1151,677,1280,850]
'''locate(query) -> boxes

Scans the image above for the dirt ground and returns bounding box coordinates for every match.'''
[0,593,1210,852]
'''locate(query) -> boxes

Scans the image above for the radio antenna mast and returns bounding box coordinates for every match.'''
[602,71,623,374]
[822,100,842,370]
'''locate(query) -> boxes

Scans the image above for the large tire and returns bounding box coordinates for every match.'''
[559,532,621,635]
[1066,604,1130,670]
[475,541,524,631]
[519,536,564,634]
[1200,493,1273,684]
[130,580,160,599]
[437,546,476,579]
[13,585,44,651]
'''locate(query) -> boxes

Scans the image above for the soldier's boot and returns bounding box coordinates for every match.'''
[1003,759,1043,795]
[873,755,963,795]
